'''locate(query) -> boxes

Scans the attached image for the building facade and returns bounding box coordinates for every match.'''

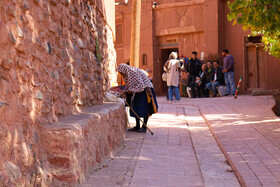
[115,0,280,95]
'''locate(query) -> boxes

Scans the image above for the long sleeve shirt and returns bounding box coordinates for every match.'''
[223,54,235,72]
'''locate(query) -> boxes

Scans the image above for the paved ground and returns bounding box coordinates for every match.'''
[79,95,280,187]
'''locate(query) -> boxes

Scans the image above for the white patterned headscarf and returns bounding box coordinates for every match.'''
[117,64,153,93]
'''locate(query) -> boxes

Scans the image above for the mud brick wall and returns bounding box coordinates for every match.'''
[0,0,119,186]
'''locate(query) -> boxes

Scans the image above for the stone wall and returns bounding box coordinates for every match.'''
[0,0,120,186]
[41,102,126,186]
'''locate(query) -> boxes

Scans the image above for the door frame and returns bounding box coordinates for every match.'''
[158,47,179,95]
[244,42,266,91]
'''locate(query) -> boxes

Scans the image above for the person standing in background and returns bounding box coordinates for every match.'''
[186,51,201,87]
[165,52,181,102]
[222,49,236,96]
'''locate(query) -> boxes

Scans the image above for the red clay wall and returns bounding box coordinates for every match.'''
[0,0,120,186]
[115,0,280,95]
[116,0,222,95]
[265,55,280,90]
[223,0,280,93]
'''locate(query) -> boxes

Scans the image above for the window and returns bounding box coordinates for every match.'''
[142,54,147,66]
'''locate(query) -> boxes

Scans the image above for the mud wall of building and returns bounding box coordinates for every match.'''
[265,55,280,90]
[223,0,280,92]
[0,0,117,186]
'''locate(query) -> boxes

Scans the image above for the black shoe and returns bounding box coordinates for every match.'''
[225,94,230,96]
[128,126,140,131]
[137,128,147,133]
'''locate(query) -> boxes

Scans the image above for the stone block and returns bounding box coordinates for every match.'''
[77,38,84,48]
[0,102,9,115]
[41,102,127,185]
[3,161,22,182]
[15,39,25,52]
[1,58,13,70]
[0,23,9,44]
[0,79,11,96]
[17,27,24,38]
[21,142,33,167]
[41,97,53,114]
[35,91,43,100]
[8,32,16,45]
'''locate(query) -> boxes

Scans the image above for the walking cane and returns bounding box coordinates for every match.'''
[124,100,154,135]
[234,76,242,99]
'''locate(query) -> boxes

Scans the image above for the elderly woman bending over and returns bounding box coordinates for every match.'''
[117,64,158,133]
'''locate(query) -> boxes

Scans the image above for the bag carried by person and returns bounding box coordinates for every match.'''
[162,60,170,82]
[162,72,167,82]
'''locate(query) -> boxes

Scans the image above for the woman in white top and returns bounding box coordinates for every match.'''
[164,52,181,102]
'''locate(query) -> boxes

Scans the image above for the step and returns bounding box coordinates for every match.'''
[41,102,127,186]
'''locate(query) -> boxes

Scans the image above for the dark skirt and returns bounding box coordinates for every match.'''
[126,88,158,118]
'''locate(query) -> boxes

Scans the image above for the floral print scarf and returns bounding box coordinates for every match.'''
[117,64,153,93]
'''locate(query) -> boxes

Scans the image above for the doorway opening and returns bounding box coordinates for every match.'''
[159,48,179,95]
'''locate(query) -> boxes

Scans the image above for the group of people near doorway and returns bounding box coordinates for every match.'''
[164,49,236,101]
[114,49,236,133]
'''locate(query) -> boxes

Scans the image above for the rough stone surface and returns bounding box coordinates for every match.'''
[79,131,145,187]
[0,1,118,186]
[41,102,127,186]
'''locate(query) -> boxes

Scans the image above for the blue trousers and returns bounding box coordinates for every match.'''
[206,81,220,96]
[224,72,236,95]
[168,86,180,101]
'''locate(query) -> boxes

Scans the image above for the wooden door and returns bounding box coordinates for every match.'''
[246,46,266,90]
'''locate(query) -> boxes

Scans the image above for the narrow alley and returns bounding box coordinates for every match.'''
[79,95,280,187]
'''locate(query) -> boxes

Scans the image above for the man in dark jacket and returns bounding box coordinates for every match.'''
[206,61,224,97]
[190,64,208,98]
[186,51,201,87]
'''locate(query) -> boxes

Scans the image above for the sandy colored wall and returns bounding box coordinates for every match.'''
[0,0,117,186]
